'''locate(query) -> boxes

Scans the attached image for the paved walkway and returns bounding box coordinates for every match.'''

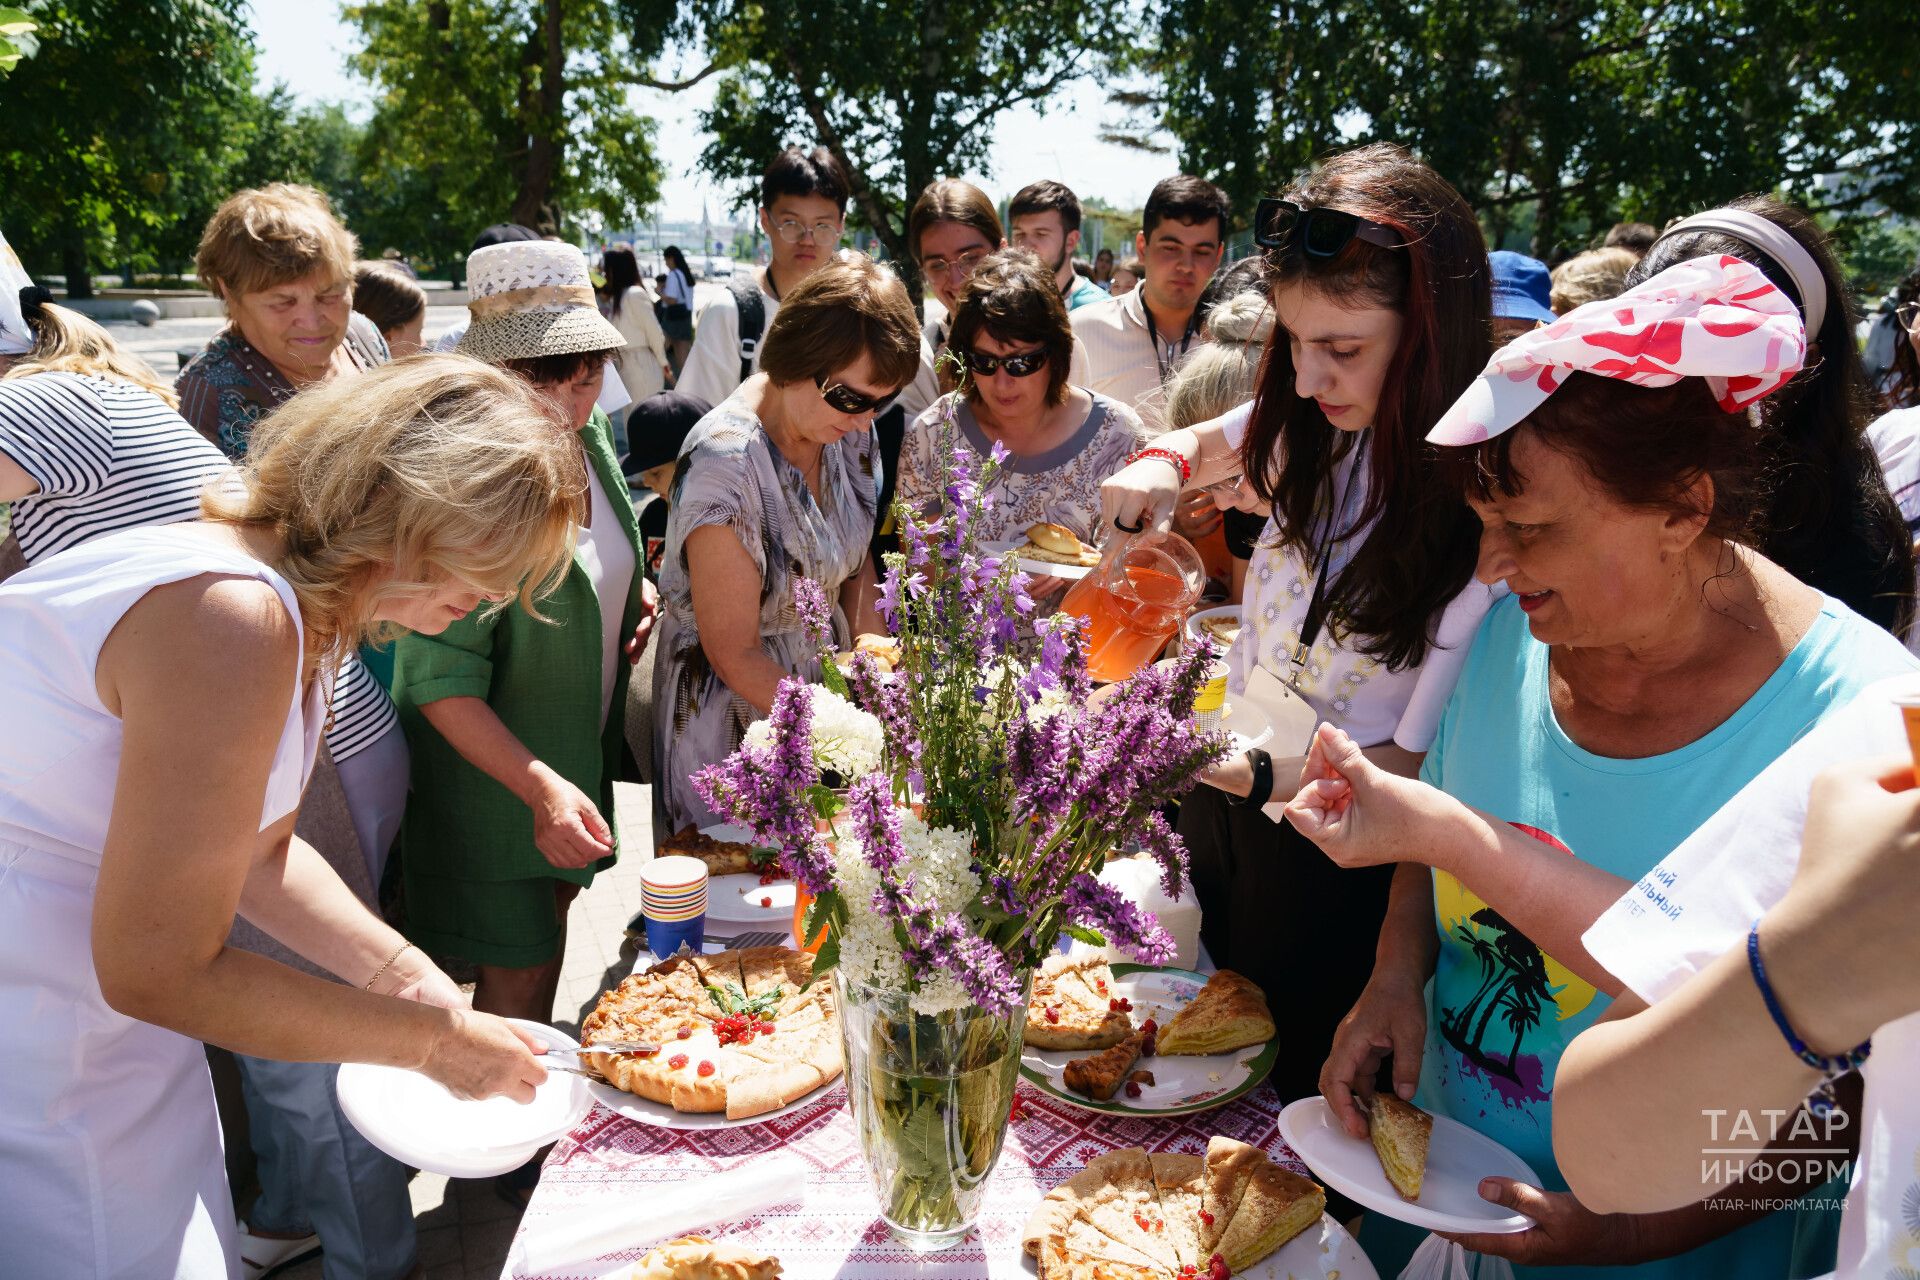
[279,781,656,1280]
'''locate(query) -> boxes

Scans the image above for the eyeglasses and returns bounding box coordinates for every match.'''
[1254,197,1401,260]
[773,217,843,245]
[815,373,900,416]
[1899,301,1920,334]
[920,247,990,280]
[963,348,1049,378]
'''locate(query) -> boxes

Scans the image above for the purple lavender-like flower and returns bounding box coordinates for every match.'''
[689,679,837,894]
[1063,872,1176,965]
[925,913,1026,1012]
[1134,808,1191,899]
[793,576,832,651]
[844,649,918,774]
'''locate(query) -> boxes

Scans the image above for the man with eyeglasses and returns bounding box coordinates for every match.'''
[678,146,850,408]
[1068,174,1229,431]
[1008,180,1109,313]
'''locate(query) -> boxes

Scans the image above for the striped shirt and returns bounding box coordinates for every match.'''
[1067,288,1207,432]
[0,373,229,562]
[0,371,398,761]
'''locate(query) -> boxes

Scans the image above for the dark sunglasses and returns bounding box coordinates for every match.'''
[1254,197,1401,260]
[963,348,1049,378]
[814,373,900,416]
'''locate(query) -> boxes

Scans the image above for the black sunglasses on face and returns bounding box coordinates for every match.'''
[964,348,1049,378]
[1254,197,1401,260]
[814,373,900,416]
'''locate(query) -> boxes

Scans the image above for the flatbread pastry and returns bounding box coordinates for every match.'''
[1155,969,1275,1056]
[1148,1152,1208,1270]
[658,825,774,878]
[1367,1092,1433,1201]
[1210,1145,1325,1272]
[1018,521,1101,568]
[582,946,840,1119]
[1063,1028,1146,1101]
[631,1234,781,1279]
[1027,953,1133,1051]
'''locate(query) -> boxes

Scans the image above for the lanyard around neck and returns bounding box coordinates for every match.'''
[1141,297,1197,385]
[1292,440,1367,670]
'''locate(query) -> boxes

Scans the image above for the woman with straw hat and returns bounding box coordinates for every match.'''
[390,242,655,1065]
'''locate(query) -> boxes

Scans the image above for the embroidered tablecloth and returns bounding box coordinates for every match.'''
[504,1080,1307,1279]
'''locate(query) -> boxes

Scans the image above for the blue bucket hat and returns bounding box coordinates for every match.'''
[1489,250,1557,326]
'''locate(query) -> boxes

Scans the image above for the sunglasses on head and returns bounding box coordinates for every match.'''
[814,373,900,416]
[1254,197,1401,260]
[963,347,1049,378]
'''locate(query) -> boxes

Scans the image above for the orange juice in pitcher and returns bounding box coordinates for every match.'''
[1061,530,1206,685]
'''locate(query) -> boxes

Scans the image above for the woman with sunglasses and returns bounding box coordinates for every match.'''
[898,249,1145,555]
[1099,143,1497,1118]
[653,256,921,832]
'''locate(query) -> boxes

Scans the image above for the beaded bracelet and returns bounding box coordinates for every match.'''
[1128,447,1192,486]
[1746,920,1871,1116]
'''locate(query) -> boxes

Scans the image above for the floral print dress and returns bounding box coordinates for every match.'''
[652,403,879,831]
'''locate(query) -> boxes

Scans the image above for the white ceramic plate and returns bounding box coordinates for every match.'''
[1015,1210,1377,1280]
[694,825,794,924]
[336,1019,591,1178]
[980,538,1099,581]
[1019,966,1279,1117]
[1278,1095,1542,1234]
[1185,604,1244,652]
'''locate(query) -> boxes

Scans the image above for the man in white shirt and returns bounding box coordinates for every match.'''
[1009,180,1108,313]
[676,146,850,407]
[1068,175,1229,430]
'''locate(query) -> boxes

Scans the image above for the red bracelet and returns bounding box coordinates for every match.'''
[1128,447,1191,486]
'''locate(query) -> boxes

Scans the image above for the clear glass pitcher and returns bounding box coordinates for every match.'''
[1060,529,1207,684]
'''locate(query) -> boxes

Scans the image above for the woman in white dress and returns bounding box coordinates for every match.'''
[0,357,582,1278]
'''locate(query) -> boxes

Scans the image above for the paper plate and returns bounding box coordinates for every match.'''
[1277,1095,1542,1234]
[336,1019,591,1178]
[694,825,794,924]
[1018,965,1278,1117]
[1184,604,1245,652]
[588,1073,840,1131]
[980,538,1099,581]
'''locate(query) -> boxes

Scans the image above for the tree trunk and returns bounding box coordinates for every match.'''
[61,222,93,300]
[510,0,565,232]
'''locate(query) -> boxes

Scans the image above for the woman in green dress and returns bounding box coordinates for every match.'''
[391,241,656,1029]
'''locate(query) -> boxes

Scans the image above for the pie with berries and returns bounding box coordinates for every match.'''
[657,826,778,878]
[1026,954,1135,1051]
[582,946,840,1119]
[1021,1138,1326,1279]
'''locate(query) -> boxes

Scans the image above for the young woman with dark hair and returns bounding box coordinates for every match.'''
[1631,196,1916,637]
[601,244,674,414]
[1099,141,1497,1112]
[658,245,696,369]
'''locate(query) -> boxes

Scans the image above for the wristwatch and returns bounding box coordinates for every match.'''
[1227,748,1273,808]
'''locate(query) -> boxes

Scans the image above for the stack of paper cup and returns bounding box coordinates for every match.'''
[641,855,708,961]
[1192,660,1230,733]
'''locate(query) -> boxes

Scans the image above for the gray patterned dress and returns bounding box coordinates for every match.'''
[652,403,879,831]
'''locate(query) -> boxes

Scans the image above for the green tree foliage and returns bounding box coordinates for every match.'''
[1130,0,1920,260]
[0,7,39,75]
[345,0,663,277]
[621,0,1121,298]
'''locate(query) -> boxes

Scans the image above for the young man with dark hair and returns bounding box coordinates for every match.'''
[1068,174,1228,429]
[678,145,851,406]
[1009,180,1108,312]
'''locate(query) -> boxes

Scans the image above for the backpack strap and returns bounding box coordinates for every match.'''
[730,277,766,384]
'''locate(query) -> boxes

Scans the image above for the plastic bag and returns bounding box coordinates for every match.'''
[1396,1233,1517,1280]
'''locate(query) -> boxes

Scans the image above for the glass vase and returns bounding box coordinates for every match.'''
[834,969,1030,1251]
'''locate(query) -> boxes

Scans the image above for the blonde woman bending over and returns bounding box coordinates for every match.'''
[0,357,579,1278]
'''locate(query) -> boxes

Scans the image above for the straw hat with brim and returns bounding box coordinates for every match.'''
[456,240,625,366]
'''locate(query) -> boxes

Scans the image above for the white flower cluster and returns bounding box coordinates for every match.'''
[834,812,982,1016]
[978,661,1070,725]
[743,686,885,780]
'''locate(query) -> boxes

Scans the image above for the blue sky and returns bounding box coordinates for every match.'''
[249,2,1179,224]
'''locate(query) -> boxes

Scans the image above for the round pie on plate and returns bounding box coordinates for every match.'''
[582,946,842,1121]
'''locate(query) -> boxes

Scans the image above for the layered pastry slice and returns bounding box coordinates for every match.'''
[1063,1028,1148,1101]
[1208,1139,1325,1272]
[1155,969,1275,1056]
[1018,521,1102,568]
[1367,1092,1433,1201]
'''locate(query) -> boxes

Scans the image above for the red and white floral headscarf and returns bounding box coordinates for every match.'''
[1426,254,1806,447]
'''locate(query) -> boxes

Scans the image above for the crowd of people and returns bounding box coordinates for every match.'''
[0,131,1918,1280]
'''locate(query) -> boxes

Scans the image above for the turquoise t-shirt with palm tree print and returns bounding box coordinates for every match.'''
[1386,592,1914,1280]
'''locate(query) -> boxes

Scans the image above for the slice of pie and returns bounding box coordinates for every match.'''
[1210,1149,1325,1273]
[1018,521,1102,568]
[1063,1028,1146,1101]
[632,1233,782,1279]
[1027,954,1133,1051]
[1050,1217,1163,1280]
[1368,1092,1433,1201]
[1155,969,1275,1056]
[1076,1148,1181,1272]
[659,825,771,877]
[1148,1151,1207,1270]
[1200,1136,1263,1257]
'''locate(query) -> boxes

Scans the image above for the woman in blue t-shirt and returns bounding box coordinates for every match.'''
[1282,256,1918,1279]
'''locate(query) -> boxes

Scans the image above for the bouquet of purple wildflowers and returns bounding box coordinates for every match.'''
[693,398,1230,1017]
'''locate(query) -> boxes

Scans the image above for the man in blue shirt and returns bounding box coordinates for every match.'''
[1009,180,1109,312]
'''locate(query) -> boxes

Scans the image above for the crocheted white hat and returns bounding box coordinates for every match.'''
[456,240,623,365]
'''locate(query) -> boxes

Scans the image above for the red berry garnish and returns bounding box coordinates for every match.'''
[1197,1209,1214,1226]
[676,1024,692,1039]
[1044,1006,1059,1024]
[1124,1080,1142,1098]
[760,895,773,907]
[697,1059,715,1077]
[1133,1213,1150,1232]
[757,1021,775,1035]
[1208,1252,1230,1280]
[1095,978,1108,994]
[668,1053,688,1069]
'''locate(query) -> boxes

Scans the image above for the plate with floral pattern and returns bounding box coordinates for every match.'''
[1018,964,1280,1116]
